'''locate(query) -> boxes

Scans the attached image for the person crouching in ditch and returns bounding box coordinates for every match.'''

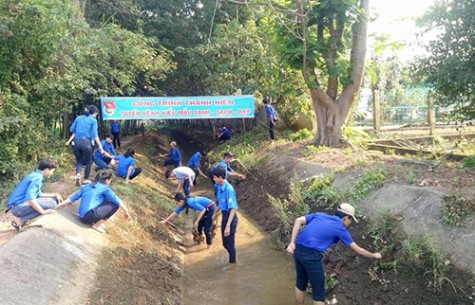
[161,192,216,248]
[57,171,131,233]
[211,166,239,271]
[286,203,382,305]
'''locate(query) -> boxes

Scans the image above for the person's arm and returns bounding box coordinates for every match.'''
[125,165,134,183]
[349,243,382,259]
[197,167,208,178]
[193,210,207,228]
[175,179,183,193]
[94,137,105,154]
[223,208,236,237]
[161,212,178,224]
[286,216,307,253]
[188,174,194,188]
[212,206,220,221]
[39,192,63,203]
[118,201,131,220]
[228,170,246,180]
[65,134,75,146]
[56,197,73,209]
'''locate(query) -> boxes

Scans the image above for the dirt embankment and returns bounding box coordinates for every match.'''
[232,140,475,305]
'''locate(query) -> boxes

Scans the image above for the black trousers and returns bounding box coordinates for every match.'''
[82,201,119,224]
[112,132,120,148]
[269,120,275,140]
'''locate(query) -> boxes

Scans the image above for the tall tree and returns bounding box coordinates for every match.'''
[414,0,475,118]
[270,0,369,145]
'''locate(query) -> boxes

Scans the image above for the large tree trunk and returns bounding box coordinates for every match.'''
[295,0,369,146]
[72,0,87,20]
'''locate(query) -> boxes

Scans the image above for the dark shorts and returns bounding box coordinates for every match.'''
[294,244,325,302]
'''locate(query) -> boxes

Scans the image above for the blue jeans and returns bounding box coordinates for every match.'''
[164,159,180,168]
[73,138,93,179]
[94,156,112,170]
[81,201,119,224]
[221,210,238,263]
[197,204,216,245]
[182,178,191,196]
[11,198,57,224]
[294,244,325,302]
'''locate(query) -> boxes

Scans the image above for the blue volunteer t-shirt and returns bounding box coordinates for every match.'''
[94,140,116,159]
[210,160,232,179]
[7,170,44,207]
[168,147,182,162]
[110,122,120,133]
[187,152,201,169]
[69,183,121,218]
[115,155,135,178]
[265,104,278,121]
[214,181,238,211]
[70,114,98,141]
[296,212,353,252]
[174,196,213,214]
[221,128,231,137]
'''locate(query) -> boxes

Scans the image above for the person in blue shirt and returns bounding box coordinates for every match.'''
[208,152,246,186]
[69,105,105,186]
[286,203,382,305]
[109,120,121,149]
[161,141,182,169]
[57,171,131,234]
[216,125,231,143]
[94,134,117,171]
[6,159,63,231]
[263,98,279,141]
[187,150,208,185]
[211,166,239,271]
[115,148,142,184]
[161,192,216,248]
[165,166,195,196]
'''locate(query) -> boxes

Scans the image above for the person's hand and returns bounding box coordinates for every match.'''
[110,159,116,166]
[224,225,231,237]
[160,220,166,224]
[100,148,105,155]
[286,242,296,254]
[125,211,131,220]
[43,209,57,215]
[193,223,198,230]
[65,141,71,146]
[55,194,64,203]
[126,179,130,184]
[240,174,246,180]
[373,252,382,259]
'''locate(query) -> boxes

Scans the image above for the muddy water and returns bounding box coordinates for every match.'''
[183,206,297,305]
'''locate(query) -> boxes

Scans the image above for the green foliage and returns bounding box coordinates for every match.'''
[282,128,313,142]
[302,174,339,208]
[414,0,475,118]
[367,213,401,270]
[302,145,330,157]
[462,156,475,168]
[267,193,290,229]
[441,194,475,226]
[404,236,452,291]
[343,168,386,203]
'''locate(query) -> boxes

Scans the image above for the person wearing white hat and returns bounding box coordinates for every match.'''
[286,203,382,305]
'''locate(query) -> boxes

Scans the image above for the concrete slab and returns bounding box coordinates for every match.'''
[0,206,107,305]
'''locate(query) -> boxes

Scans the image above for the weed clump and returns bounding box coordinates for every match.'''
[441,194,475,226]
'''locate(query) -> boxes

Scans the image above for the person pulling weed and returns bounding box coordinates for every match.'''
[286,203,382,305]
[161,192,216,248]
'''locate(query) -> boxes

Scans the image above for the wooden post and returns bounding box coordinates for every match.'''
[427,91,435,135]
[242,118,246,132]
[372,90,381,132]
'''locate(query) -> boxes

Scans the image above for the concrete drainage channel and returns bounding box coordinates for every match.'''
[0,211,105,305]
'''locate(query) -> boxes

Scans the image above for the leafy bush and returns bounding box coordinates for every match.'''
[343,168,386,203]
[302,174,339,208]
[283,128,313,141]
[462,156,475,168]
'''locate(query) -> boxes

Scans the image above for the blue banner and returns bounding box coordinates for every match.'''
[100,95,254,120]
